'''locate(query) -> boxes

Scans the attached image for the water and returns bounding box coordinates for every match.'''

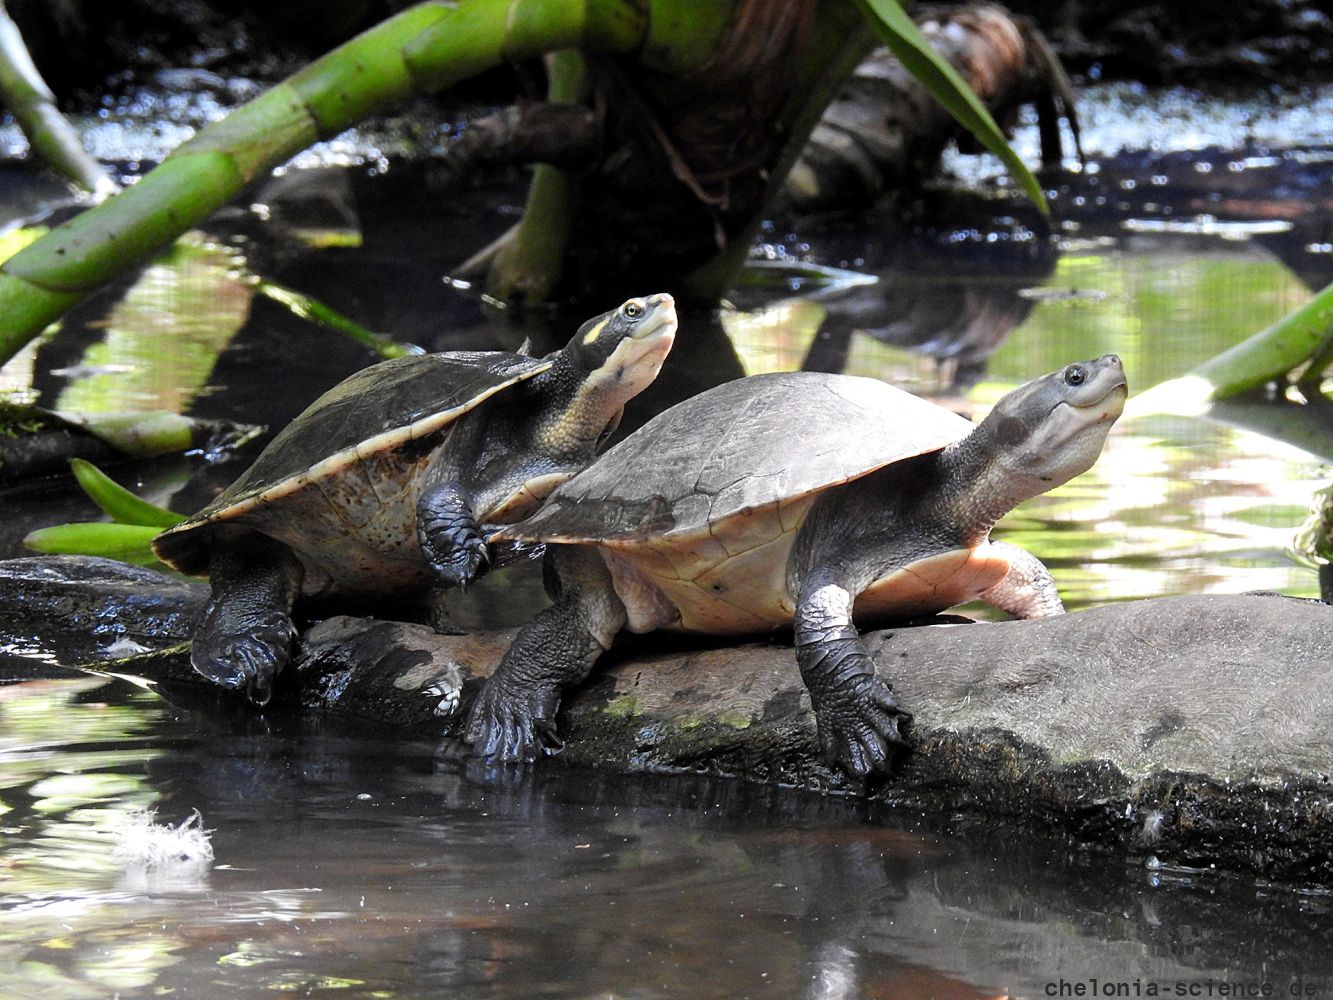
[2,82,1333,996]
[4,676,1331,1000]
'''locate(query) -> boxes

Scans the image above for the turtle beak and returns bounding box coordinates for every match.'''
[1069,354,1128,424]
[631,292,678,342]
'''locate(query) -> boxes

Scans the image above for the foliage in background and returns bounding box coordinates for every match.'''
[23,459,183,567]
[0,0,1045,368]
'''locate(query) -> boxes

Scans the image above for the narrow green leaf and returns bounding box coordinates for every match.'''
[1198,278,1333,399]
[69,458,185,528]
[24,522,165,565]
[254,279,421,359]
[854,0,1049,214]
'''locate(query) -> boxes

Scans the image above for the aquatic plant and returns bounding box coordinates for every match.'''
[23,459,184,567]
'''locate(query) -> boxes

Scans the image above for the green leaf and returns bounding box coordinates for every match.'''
[854,0,1049,214]
[1197,278,1333,399]
[69,458,185,528]
[24,522,166,565]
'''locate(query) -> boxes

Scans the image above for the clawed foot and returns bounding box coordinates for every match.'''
[812,673,912,779]
[463,675,564,763]
[426,524,490,590]
[190,604,295,705]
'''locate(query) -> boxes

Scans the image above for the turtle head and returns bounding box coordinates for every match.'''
[978,354,1127,492]
[566,293,678,385]
[541,293,678,453]
[560,292,677,411]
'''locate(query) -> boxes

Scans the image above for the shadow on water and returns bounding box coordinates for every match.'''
[2,84,1333,995]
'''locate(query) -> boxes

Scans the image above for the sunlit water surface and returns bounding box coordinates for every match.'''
[2,82,1332,997]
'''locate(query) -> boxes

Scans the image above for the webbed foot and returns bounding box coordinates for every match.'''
[191,603,295,705]
[463,674,564,763]
[811,672,912,779]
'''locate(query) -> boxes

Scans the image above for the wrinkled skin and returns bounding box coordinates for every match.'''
[466,357,1127,781]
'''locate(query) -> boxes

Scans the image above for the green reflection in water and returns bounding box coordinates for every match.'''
[55,239,255,415]
[728,243,1327,611]
[987,247,1313,385]
[0,678,192,998]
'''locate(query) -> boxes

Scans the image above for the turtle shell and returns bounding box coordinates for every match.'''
[155,351,550,577]
[504,370,971,547]
[499,371,975,633]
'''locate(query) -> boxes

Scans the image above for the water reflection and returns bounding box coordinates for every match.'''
[2,678,1330,999]
[735,210,1058,391]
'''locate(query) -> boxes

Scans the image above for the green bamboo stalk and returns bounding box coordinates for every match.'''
[0,0,654,368]
[1130,279,1333,415]
[0,1,119,199]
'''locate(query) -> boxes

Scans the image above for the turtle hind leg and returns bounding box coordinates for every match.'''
[979,541,1064,619]
[192,533,303,705]
[417,480,489,590]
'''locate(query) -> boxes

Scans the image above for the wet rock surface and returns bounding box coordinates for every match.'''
[0,555,205,663]
[2,555,1329,885]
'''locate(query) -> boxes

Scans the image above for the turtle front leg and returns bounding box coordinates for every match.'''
[979,541,1065,619]
[794,571,911,779]
[465,546,626,762]
[417,480,489,589]
[192,533,303,705]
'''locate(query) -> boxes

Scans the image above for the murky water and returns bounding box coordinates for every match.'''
[4,675,1332,1000]
[2,81,1332,997]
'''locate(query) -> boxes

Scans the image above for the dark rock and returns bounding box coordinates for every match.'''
[0,555,204,662]
[2,555,1329,886]
[293,592,1333,885]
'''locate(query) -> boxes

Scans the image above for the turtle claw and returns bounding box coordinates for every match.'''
[532,718,565,753]
[812,673,911,780]
[191,605,295,706]
[428,528,490,590]
[464,675,564,763]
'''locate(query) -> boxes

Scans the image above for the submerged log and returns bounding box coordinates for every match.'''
[2,555,1330,886]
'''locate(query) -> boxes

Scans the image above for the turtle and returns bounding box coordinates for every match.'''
[464,355,1127,779]
[153,293,678,703]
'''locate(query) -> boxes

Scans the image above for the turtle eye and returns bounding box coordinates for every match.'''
[622,301,644,319]
[1064,364,1087,386]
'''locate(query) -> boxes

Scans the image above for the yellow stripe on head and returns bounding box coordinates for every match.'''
[582,317,609,345]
